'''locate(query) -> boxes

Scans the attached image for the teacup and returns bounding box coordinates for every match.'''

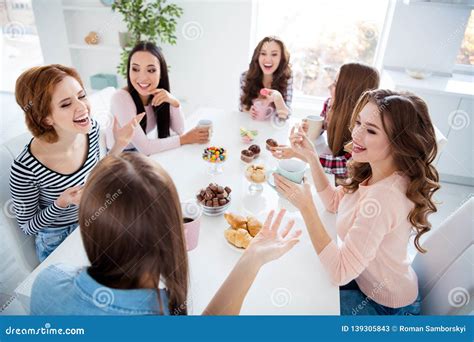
[252,99,273,121]
[276,159,307,184]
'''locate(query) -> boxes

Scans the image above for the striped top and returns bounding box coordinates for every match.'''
[9,119,100,235]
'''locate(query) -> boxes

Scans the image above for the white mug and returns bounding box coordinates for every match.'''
[197,119,213,138]
[306,115,324,141]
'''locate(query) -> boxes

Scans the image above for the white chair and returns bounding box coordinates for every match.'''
[0,132,38,308]
[0,87,116,309]
[433,125,448,165]
[413,197,474,315]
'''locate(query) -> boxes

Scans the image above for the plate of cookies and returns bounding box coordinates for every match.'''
[223,213,263,252]
[196,183,232,216]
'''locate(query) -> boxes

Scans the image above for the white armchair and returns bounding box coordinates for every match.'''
[413,197,473,315]
[0,87,116,308]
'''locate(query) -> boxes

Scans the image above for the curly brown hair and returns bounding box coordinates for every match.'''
[15,64,84,143]
[240,36,292,111]
[344,89,440,253]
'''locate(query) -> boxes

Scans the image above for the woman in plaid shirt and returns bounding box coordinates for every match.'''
[273,63,379,180]
[239,36,293,121]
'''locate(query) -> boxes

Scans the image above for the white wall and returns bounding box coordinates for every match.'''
[162,0,253,115]
[382,1,471,74]
[32,0,71,67]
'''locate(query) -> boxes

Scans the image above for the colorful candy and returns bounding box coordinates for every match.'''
[202,146,227,163]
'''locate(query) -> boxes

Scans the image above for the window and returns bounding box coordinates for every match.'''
[255,0,390,99]
[0,0,43,92]
[455,10,473,67]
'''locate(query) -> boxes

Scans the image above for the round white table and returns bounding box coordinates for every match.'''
[13,107,340,315]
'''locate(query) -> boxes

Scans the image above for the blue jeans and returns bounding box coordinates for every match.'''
[340,280,421,315]
[35,224,78,262]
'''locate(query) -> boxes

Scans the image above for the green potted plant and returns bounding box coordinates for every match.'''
[112,0,183,77]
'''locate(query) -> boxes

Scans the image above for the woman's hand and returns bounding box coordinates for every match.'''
[180,126,209,145]
[55,185,83,208]
[149,89,180,108]
[271,145,306,161]
[245,209,301,266]
[260,88,282,103]
[112,113,146,148]
[249,105,259,120]
[273,174,315,212]
[301,119,309,133]
[289,125,318,159]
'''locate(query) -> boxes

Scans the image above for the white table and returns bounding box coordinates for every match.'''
[14,108,340,315]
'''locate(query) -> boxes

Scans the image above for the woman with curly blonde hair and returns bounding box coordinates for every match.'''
[239,36,293,121]
[274,89,440,315]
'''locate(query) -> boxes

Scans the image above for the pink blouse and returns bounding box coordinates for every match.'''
[106,89,185,156]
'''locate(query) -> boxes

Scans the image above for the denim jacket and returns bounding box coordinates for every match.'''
[30,264,170,315]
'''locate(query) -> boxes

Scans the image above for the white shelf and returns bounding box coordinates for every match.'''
[68,43,121,52]
[381,69,474,98]
[62,5,113,12]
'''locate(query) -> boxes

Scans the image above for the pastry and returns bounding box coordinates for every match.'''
[266,138,278,151]
[224,213,247,229]
[248,144,260,158]
[344,141,353,153]
[245,164,266,183]
[240,127,258,143]
[246,216,262,237]
[223,212,263,248]
[240,149,254,163]
[224,228,252,249]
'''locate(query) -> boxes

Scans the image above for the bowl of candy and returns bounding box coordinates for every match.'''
[196,183,232,216]
[202,146,227,175]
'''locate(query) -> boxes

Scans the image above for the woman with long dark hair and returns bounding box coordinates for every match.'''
[272,63,379,180]
[106,41,209,155]
[239,36,293,121]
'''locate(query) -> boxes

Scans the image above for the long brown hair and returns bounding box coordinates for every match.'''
[15,64,85,143]
[79,153,189,314]
[327,62,379,156]
[240,36,291,111]
[344,89,440,253]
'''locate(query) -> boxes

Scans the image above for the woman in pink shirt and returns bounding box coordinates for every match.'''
[274,89,440,315]
[106,42,209,155]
